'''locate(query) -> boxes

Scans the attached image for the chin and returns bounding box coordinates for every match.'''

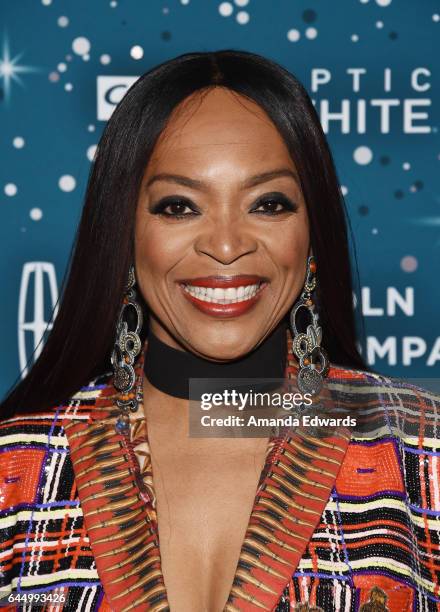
[183,330,261,362]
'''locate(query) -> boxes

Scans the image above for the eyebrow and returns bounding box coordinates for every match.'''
[145,168,300,190]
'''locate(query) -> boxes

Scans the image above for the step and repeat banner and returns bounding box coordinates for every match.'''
[0,0,439,398]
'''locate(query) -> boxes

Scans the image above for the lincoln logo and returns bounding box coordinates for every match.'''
[18,262,59,378]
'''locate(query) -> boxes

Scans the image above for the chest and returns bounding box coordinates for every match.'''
[149,441,268,611]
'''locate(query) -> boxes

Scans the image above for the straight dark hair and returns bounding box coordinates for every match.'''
[1,49,369,419]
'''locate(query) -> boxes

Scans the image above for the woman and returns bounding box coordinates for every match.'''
[1,50,439,612]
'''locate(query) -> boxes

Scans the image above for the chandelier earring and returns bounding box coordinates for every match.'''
[111,265,143,435]
[289,255,329,396]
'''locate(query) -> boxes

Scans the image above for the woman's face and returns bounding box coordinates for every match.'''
[135,87,310,360]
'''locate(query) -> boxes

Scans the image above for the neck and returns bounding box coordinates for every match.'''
[143,322,288,400]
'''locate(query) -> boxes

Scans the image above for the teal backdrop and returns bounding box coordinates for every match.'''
[1,0,439,399]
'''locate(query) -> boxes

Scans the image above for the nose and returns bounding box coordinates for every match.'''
[194,218,258,265]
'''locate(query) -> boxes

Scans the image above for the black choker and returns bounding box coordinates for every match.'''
[143,323,288,400]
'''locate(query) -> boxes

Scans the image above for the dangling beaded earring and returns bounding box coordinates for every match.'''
[290,255,329,396]
[111,265,143,435]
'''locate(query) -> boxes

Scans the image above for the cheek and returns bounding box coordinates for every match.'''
[134,219,179,314]
[264,217,309,274]
[134,218,182,281]
[135,229,166,282]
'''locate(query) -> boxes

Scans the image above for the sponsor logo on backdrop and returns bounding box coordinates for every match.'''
[17,264,439,370]
[353,287,440,367]
[97,68,433,133]
[97,76,138,120]
[311,67,432,133]
[18,262,59,378]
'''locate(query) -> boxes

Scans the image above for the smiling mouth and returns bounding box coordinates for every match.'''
[178,275,268,317]
[182,282,265,304]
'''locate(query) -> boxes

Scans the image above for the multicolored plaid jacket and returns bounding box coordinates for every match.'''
[1,339,440,611]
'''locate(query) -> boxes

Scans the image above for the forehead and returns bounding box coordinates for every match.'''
[147,87,293,167]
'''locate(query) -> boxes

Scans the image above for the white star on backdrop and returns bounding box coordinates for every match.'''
[0,36,40,103]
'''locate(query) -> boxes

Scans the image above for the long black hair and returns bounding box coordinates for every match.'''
[1,49,368,418]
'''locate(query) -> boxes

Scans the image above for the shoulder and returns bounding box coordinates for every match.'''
[0,372,111,448]
[0,371,113,432]
[329,365,440,549]
[327,362,440,446]
[328,361,440,404]
[0,371,113,528]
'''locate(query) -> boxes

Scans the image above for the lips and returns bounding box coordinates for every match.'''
[178,275,268,318]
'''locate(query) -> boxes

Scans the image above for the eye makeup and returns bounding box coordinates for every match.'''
[149,191,298,219]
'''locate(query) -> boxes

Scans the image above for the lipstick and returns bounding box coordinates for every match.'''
[178,275,268,318]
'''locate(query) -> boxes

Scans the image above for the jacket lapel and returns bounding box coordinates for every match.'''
[225,425,351,610]
[63,380,170,612]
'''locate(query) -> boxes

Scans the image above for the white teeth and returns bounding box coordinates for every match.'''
[183,283,262,304]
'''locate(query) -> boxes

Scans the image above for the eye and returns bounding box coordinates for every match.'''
[250,193,298,216]
[150,197,200,219]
